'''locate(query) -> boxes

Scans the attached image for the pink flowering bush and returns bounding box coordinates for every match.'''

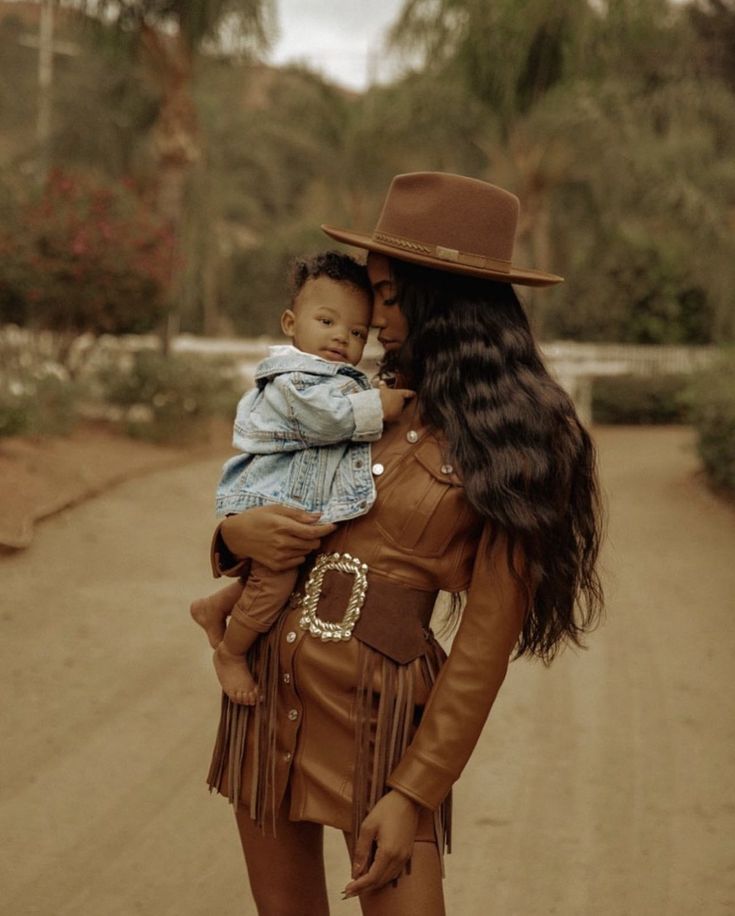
[0,168,177,337]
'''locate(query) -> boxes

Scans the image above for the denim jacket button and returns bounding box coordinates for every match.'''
[372,463,385,476]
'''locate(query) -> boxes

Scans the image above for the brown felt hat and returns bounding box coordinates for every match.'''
[322,171,563,286]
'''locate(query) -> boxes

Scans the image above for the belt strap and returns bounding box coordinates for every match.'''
[307,565,438,664]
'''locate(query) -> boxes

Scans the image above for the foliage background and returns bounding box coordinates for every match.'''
[0,0,733,345]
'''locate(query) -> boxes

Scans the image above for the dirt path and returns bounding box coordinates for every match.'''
[1,427,734,915]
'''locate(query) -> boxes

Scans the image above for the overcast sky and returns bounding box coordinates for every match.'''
[267,0,406,92]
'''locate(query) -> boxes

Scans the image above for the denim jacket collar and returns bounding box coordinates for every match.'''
[255,345,367,384]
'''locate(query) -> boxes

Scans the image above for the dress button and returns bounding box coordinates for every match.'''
[441,464,454,475]
[282,672,291,684]
[406,430,418,443]
[372,463,384,476]
[359,500,367,509]
[286,631,297,643]
[288,708,299,721]
[355,459,364,469]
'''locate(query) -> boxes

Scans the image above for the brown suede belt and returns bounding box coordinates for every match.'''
[295,560,438,665]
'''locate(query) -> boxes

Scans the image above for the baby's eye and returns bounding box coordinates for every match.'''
[318,317,333,326]
[351,329,367,339]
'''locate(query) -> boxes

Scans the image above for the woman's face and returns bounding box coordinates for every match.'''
[367,253,409,353]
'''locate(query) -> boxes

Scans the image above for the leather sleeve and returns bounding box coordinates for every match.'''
[210,521,251,580]
[386,523,527,810]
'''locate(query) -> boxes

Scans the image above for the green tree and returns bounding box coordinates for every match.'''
[72,1,275,222]
[62,0,275,339]
[389,0,735,342]
[687,0,735,90]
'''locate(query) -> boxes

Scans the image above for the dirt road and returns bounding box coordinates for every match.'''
[1,427,734,915]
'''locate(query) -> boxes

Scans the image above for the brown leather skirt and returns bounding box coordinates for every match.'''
[207,566,451,853]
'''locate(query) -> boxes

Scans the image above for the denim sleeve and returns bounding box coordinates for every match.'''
[282,376,383,445]
[348,389,384,441]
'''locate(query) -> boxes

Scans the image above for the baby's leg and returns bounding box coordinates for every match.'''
[190,580,243,648]
[213,563,298,705]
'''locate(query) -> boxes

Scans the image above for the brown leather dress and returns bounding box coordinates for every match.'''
[207,405,526,851]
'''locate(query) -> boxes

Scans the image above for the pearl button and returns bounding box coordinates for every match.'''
[282,672,291,684]
[441,464,454,475]
[286,631,297,644]
[372,463,384,476]
[406,430,418,443]
[288,708,298,721]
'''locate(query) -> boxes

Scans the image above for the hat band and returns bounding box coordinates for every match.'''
[373,231,512,274]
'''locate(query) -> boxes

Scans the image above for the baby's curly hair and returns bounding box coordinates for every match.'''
[289,251,371,302]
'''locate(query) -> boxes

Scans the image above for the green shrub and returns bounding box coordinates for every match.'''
[687,354,735,494]
[591,373,690,424]
[0,330,80,437]
[98,349,242,444]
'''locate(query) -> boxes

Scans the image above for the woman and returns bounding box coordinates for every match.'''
[206,172,603,915]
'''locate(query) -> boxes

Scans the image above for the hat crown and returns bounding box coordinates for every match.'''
[375,172,519,264]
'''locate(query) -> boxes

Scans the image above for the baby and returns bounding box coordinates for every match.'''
[191,251,414,704]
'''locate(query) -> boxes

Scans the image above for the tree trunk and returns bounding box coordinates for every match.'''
[139,23,201,352]
[36,0,54,183]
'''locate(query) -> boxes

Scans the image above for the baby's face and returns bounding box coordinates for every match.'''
[281,276,371,366]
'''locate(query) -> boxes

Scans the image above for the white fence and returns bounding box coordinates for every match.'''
[173,335,719,423]
[0,325,721,425]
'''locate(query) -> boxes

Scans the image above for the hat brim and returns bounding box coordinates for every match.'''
[321,225,563,287]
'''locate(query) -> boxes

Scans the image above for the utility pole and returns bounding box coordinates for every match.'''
[37,0,55,182]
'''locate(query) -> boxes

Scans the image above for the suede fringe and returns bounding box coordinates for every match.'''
[207,622,452,858]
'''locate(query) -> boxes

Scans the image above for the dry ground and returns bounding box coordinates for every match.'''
[1,426,734,915]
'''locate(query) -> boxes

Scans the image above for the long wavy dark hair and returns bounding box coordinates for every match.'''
[380,258,604,662]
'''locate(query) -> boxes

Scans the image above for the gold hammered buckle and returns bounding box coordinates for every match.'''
[297,552,368,641]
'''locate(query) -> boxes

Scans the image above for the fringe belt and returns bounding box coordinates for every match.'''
[207,553,451,857]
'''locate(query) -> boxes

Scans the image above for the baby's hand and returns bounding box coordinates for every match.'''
[379,386,415,422]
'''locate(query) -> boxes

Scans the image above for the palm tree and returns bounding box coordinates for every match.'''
[66,0,274,339]
[387,0,692,332]
[76,1,274,222]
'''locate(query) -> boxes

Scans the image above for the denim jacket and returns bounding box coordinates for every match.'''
[216,346,383,523]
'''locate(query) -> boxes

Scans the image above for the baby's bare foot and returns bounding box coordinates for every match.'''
[213,643,258,705]
[190,596,228,648]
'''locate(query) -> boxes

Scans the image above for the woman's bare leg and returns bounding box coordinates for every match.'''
[236,806,330,916]
[342,836,445,916]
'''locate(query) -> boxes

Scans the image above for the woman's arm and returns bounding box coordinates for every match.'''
[344,524,527,894]
[386,524,526,809]
[212,505,337,575]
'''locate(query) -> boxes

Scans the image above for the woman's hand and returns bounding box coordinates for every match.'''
[342,790,421,898]
[220,505,336,571]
